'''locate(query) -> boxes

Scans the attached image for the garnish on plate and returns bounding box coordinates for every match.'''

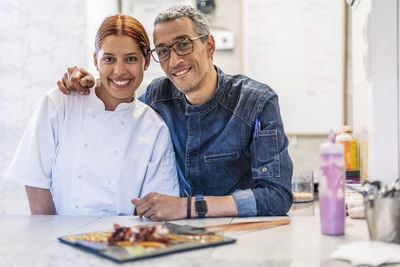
[108,224,171,247]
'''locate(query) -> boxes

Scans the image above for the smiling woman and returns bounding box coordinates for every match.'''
[94,35,148,110]
[5,14,179,216]
[94,15,151,111]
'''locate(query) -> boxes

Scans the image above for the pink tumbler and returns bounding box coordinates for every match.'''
[319,130,345,235]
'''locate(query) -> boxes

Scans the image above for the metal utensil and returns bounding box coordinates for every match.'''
[165,219,290,236]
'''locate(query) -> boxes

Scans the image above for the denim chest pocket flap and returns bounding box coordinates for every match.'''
[204,151,240,162]
[253,129,280,178]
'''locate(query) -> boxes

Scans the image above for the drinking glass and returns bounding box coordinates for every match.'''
[292,171,314,203]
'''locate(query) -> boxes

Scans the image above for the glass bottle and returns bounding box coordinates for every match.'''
[336,126,353,170]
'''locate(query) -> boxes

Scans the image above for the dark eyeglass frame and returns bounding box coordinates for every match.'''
[150,34,209,63]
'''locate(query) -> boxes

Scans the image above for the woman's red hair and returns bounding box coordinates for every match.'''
[95,14,150,56]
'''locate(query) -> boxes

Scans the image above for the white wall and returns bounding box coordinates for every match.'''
[0,0,88,214]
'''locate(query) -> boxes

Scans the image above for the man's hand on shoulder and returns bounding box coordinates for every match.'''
[131,192,187,221]
[57,66,95,95]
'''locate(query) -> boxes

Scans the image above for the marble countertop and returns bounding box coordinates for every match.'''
[0,202,390,267]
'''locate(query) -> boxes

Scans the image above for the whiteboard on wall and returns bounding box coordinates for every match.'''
[242,0,345,135]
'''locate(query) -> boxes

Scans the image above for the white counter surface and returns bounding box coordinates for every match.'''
[0,203,397,267]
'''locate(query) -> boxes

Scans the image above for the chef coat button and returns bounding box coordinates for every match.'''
[78,175,83,179]
[114,150,118,155]
[107,181,112,186]
[262,167,268,172]
[120,121,125,125]
[75,205,79,209]
[84,144,88,148]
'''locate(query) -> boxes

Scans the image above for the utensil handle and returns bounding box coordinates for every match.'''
[203,219,290,234]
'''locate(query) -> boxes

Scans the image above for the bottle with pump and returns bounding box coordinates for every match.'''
[335,126,353,170]
[319,130,345,235]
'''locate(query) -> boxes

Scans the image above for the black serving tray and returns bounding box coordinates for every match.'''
[58,223,236,263]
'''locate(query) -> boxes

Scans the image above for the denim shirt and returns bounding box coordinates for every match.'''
[140,66,293,216]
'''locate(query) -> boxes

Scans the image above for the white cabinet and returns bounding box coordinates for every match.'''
[351,0,399,184]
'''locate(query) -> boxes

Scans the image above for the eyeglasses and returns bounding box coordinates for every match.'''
[150,35,208,63]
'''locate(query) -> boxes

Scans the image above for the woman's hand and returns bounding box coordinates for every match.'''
[57,66,95,95]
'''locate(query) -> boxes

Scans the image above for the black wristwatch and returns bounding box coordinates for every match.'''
[195,194,207,218]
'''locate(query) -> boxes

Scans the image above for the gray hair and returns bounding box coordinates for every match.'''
[154,5,210,37]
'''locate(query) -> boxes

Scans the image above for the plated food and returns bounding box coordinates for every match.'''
[109,224,171,247]
[65,224,172,247]
[60,223,235,262]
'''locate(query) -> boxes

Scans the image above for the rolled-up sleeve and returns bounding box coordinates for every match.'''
[231,189,257,216]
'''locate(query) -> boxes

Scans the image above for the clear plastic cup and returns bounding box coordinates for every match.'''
[292,171,314,203]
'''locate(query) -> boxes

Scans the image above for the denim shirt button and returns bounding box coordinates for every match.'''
[262,167,268,172]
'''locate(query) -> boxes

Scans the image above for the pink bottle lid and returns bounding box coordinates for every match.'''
[320,129,344,155]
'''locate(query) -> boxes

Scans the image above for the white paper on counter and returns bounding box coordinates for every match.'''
[330,241,400,266]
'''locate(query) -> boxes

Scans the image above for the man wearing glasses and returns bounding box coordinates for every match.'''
[58,5,293,220]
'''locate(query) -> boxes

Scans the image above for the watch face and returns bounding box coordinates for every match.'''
[195,199,208,214]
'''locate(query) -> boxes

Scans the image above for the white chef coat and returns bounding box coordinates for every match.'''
[6,87,179,215]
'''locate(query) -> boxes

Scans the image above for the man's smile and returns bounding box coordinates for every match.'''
[172,67,191,77]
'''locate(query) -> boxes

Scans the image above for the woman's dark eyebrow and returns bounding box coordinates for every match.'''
[103,52,139,56]
[124,52,139,56]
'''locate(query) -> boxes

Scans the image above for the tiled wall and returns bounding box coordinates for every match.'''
[0,0,88,214]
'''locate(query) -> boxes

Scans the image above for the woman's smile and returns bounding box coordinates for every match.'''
[110,78,132,88]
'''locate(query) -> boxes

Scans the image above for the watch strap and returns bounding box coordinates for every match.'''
[186,194,192,219]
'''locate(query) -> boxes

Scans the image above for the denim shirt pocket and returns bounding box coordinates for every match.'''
[204,152,240,162]
[252,129,280,178]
